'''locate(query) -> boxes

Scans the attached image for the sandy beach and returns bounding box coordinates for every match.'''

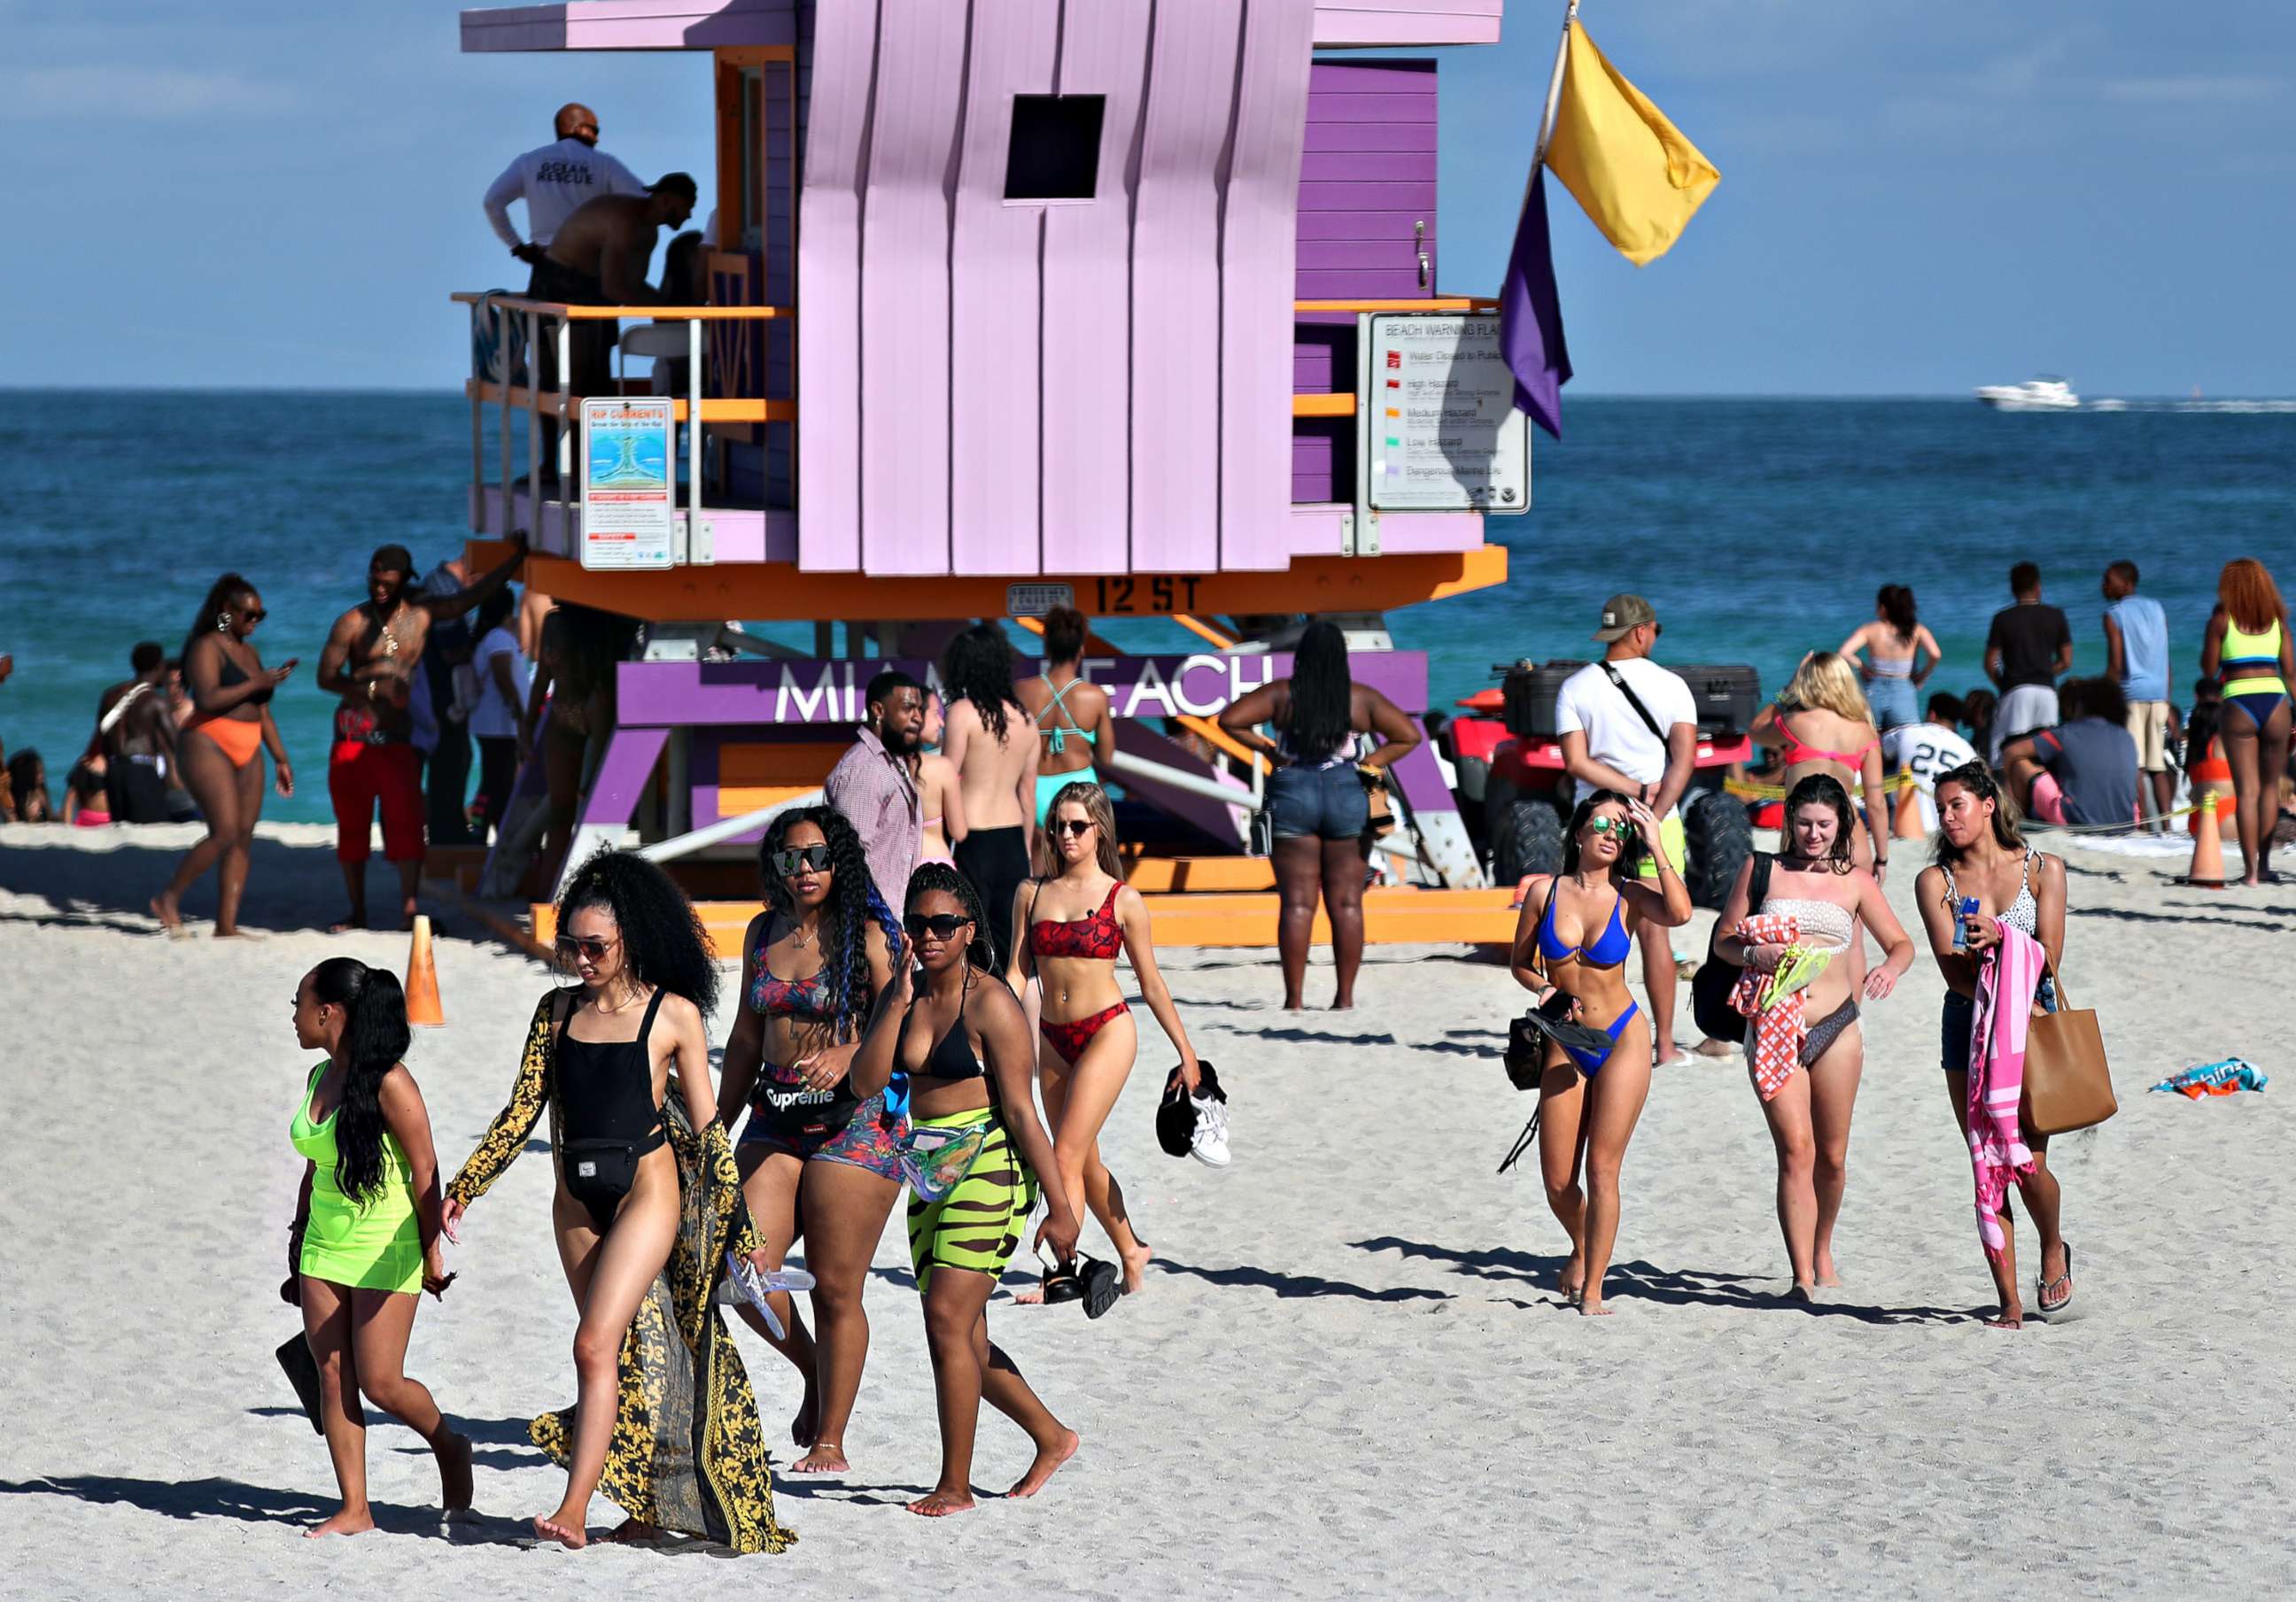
[4,821,2292,1598]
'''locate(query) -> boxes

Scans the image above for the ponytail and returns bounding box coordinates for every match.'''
[310,957,412,1205]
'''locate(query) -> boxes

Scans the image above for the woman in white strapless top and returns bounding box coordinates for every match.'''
[1715,774,1914,1300]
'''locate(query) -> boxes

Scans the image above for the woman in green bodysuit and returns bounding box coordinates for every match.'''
[287,956,469,1537]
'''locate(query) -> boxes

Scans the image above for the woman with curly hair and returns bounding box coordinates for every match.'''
[1713,775,1914,1298]
[441,849,792,1553]
[1006,780,1203,1304]
[849,863,1083,1516]
[152,572,297,936]
[942,623,1037,969]
[285,956,469,1536]
[2200,558,2292,885]
[715,805,901,1475]
[1507,791,1691,1313]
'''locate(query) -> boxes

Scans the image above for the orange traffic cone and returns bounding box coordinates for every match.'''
[2185,795,2227,889]
[405,914,446,1026]
[1891,779,1925,840]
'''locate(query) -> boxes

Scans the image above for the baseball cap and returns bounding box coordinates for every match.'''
[1592,593,1657,642]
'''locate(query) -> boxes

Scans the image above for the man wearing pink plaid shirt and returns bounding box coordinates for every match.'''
[825,670,927,912]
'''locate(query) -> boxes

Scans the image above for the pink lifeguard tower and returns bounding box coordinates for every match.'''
[453,0,1526,948]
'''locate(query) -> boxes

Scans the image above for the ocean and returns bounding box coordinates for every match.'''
[2,391,2290,824]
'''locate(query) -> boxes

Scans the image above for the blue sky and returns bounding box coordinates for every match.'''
[3,0,2291,394]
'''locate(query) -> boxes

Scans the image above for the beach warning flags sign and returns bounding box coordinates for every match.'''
[1545,19,1720,267]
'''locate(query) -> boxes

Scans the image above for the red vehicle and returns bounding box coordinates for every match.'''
[1439,662,1758,909]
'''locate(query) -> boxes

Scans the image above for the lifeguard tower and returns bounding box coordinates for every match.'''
[453,0,1531,949]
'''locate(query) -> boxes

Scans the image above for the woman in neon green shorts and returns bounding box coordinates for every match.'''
[849,862,1084,1517]
[2201,558,2293,886]
[286,956,469,1536]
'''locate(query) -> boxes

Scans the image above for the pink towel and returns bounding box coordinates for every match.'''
[1967,922,2044,1261]
[1729,913,1803,1103]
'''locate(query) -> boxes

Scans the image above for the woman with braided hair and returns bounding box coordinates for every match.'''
[715,805,902,1475]
[849,862,1084,1516]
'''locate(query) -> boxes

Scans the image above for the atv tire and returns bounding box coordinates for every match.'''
[1680,788,1754,910]
[1491,797,1567,888]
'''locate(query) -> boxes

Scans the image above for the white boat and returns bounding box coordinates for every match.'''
[1975,377,2079,411]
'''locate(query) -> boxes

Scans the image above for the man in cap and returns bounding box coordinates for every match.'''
[482,104,648,278]
[1552,594,1700,1066]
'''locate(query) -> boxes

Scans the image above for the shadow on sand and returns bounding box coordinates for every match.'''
[0,1474,524,1543]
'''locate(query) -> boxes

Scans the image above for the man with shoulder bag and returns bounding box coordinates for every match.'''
[1554,594,1702,1067]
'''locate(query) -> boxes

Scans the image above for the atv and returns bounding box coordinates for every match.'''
[1441,660,1760,910]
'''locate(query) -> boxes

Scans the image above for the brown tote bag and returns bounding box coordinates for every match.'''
[2021,964,2116,1136]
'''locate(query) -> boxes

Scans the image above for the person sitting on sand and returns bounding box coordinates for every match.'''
[847,863,1084,1516]
[2000,678,2140,832]
[716,806,904,1477]
[441,850,793,1552]
[1007,781,1206,1303]
[1713,775,1915,1299]
[5,748,50,823]
[152,574,296,937]
[1508,792,1693,1315]
[285,956,470,1536]
[315,535,524,933]
[1913,762,2075,1328]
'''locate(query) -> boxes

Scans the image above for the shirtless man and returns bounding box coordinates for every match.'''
[94,642,180,823]
[317,534,527,931]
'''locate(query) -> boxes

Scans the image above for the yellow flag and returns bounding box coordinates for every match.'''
[1545,19,1719,267]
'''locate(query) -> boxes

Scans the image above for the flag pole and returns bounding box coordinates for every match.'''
[1528,0,1578,182]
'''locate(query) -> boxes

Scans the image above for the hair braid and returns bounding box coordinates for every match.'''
[757,805,896,1038]
[904,861,998,981]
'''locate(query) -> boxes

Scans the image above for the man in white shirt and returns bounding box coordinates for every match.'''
[482,104,647,279]
[1879,693,1982,833]
[1554,593,1700,1066]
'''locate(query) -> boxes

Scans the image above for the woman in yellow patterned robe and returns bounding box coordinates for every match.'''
[442,853,794,1553]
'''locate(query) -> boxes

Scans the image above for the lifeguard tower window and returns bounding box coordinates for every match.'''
[1004,95,1105,201]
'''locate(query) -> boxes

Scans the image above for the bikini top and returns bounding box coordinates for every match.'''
[216,650,274,706]
[1536,883,1633,969]
[750,918,836,1019]
[1941,849,2040,936]
[1038,676,1099,756]
[554,988,667,1145]
[2222,616,2288,693]
[896,988,986,1083]
[1776,713,1875,769]
[1028,880,1123,960]
[1758,895,1856,954]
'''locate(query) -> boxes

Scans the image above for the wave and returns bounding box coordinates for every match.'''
[2083,399,2296,414]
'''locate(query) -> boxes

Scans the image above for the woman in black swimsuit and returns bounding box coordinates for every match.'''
[152,572,297,936]
[716,806,901,1475]
[442,851,792,1552]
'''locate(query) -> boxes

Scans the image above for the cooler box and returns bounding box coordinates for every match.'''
[1501,661,1759,740]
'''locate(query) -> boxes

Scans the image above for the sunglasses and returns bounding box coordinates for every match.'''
[771,845,832,876]
[241,608,268,623]
[555,933,618,964]
[1049,818,1096,839]
[1586,817,1634,839]
[904,913,973,940]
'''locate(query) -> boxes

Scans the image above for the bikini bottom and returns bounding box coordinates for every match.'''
[1560,1000,1639,1077]
[1040,1000,1128,1065]
[1800,998,1861,1065]
[2226,691,2291,732]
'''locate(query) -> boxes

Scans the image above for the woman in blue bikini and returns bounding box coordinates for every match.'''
[1508,790,1693,1315]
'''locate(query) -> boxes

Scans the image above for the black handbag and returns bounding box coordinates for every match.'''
[1690,852,1772,1044]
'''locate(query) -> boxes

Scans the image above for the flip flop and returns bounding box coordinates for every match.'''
[275,1333,325,1436]
[722,1252,818,1339]
[2036,1242,2075,1315]
[1080,1256,1122,1320]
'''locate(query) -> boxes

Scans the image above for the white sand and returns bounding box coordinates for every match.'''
[4,821,2293,1598]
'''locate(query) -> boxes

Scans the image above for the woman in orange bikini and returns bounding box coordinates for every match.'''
[1004,780,1200,1307]
[153,573,296,938]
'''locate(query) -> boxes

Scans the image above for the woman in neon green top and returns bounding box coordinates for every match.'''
[287,956,469,1537]
[2201,558,2293,886]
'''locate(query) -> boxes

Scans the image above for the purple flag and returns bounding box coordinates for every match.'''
[1499,167,1571,439]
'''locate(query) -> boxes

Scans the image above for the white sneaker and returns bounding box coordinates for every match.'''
[1190,1095,1231,1167]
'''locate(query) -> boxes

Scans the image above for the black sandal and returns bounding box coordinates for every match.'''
[2036,1242,2075,1314]
[1036,1244,1083,1304]
[1080,1256,1122,1320]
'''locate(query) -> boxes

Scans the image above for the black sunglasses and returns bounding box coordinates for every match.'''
[241,608,268,623]
[555,933,618,963]
[771,845,832,876]
[904,913,973,940]
[1049,818,1096,839]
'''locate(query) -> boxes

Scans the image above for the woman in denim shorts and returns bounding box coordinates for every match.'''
[1219,621,1423,1010]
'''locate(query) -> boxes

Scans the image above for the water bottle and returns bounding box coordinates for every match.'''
[1951,896,1981,950]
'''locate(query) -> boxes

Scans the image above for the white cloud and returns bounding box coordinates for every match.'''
[0,66,306,120]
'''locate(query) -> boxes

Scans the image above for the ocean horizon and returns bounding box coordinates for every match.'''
[4,391,2290,824]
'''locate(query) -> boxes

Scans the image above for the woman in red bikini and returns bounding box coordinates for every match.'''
[1750,653,1890,881]
[153,572,297,938]
[1004,780,1200,1301]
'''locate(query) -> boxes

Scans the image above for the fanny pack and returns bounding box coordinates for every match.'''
[750,1077,860,1140]
[899,1118,991,1203]
[332,703,405,747]
[562,1136,640,1204]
